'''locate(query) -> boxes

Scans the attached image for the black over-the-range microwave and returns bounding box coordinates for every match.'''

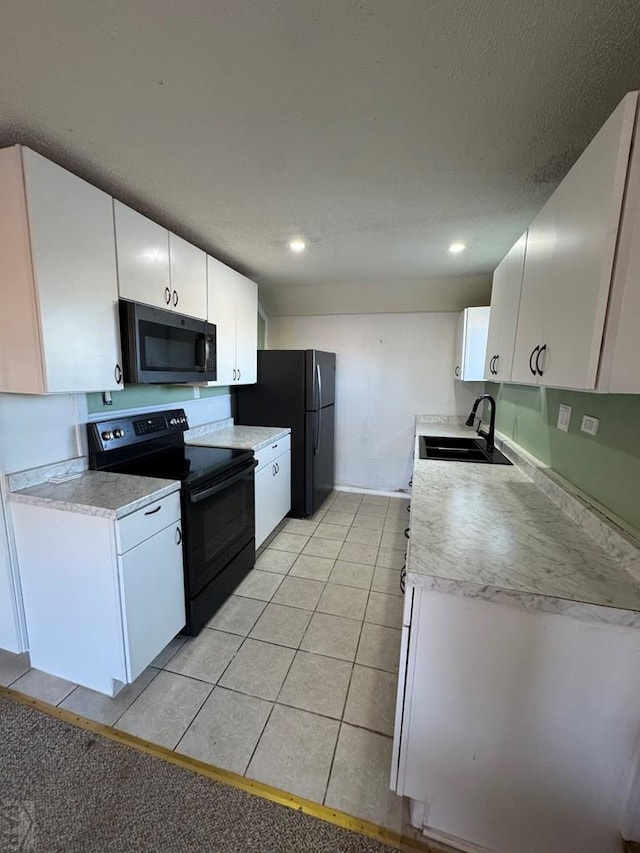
[119,299,217,384]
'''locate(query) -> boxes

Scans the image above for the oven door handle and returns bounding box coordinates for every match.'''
[189,461,257,503]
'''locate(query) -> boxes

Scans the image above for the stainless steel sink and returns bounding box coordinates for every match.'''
[419,435,513,465]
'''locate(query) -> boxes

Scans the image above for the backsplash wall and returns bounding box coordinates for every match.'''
[486,382,640,534]
[86,384,229,415]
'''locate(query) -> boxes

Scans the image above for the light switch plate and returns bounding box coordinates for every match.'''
[581,415,599,436]
[557,404,572,432]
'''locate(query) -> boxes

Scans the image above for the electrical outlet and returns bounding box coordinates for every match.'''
[581,415,599,436]
[557,404,572,432]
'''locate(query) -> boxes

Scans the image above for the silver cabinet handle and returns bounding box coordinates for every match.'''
[275,461,279,474]
[172,290,179,307]
[175,526,182,545]
[144,505,161,516]
[238,368,241,380]
[271,444,278,449]
[164,286,171,305]
[233,368,236,381]
[455,365,460,377]
[114,363,122,384]
[272,464,276,477]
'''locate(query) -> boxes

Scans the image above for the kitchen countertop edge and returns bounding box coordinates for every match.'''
[9,474,181,520]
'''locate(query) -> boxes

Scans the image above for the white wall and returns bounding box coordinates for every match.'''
[269,312,482,491]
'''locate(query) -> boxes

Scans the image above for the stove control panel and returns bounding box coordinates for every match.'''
[87,408,190,454]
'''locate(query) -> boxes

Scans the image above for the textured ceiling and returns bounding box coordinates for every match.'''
[1,0,640,313]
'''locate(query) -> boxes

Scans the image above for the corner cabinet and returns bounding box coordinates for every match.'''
[484,232,527,381]
[454,306,490,381]
[254,435,291,547]
[206,255,258,385]
[11,491,185,696]
[0,146,123,393]
[114,201,207,321]
[510,92,637,390]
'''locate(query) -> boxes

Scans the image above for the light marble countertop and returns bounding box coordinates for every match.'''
[408,416,640,625]
[185,421,290,452]
[9,471,180,520]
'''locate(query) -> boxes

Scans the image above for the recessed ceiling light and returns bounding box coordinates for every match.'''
[289,239,306,253]
[448,242,466,254]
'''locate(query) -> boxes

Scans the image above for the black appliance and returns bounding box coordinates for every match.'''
[87,408,256,636]
[119,299,216,384]
[236,350,336,517]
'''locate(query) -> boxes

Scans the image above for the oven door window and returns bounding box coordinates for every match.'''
[186,468,255,596]
[139,320,202,374]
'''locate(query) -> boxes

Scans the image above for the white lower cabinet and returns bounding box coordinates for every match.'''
[254,435,291,547]
[11,491,185,696]
[392,584,640,853]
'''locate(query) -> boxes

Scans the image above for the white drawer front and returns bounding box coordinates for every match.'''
[117,491,181,554]
[254,433,291,472]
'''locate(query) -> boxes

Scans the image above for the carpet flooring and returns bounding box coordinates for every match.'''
[0,695,403,853]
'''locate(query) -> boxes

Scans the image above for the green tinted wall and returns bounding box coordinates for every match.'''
[486,382,640,533]
[86,384,229,415]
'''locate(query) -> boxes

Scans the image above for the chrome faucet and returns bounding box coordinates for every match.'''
[465,394,496,452]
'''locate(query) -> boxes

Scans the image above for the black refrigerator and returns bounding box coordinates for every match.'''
[236,350,336,518]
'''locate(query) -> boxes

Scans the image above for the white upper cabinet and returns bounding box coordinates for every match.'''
[596,98,640,393]
[484,232,527,381]
[0,146,123,394]
[454,307,490,381]
[207,255,258,385]
[114,202,207,320]
[234,273,258,384]
[114,201,171,310]
[168,233,207,320]
[510,92,637,389]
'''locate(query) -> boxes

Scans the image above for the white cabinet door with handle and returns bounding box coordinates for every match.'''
[114,201,171,311]
[168,233,207,320]
[118,521,185,682]
[485,232,527,382]
[0,146,123,394]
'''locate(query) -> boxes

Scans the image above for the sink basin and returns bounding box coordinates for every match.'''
[418,435,513,465]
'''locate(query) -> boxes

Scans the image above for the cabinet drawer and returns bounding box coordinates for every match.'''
[255,433,291,472]
[117,491,181,554]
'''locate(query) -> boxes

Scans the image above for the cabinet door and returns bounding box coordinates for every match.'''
[540,94,635,390]
[461,307,489,381]
[235,273,258,384]
[23,149,123,392]
[485,232,526,381]
[273,450,291,527]
[168,233,207,320]
[207,255,237,384]
[254,463,274,548]
[255,451,291,548]
[453,311,465,379]
[511,199,558,385]
[119,521,185,682]
[114,201,171,311]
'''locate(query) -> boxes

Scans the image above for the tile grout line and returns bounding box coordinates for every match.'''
[322,497,378,807]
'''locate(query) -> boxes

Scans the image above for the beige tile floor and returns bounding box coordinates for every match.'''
[0,489,411,833]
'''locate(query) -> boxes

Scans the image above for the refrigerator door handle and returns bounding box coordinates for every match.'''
[316,407,322,456]
[316,362,322,410]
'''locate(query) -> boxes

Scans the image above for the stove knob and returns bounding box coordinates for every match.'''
[101,430,114,441]
[169,418,177,426]
[114,429,124,438]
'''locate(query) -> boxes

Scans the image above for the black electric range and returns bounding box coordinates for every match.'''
[87,409,257,635]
